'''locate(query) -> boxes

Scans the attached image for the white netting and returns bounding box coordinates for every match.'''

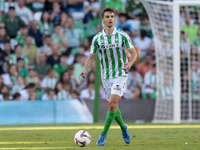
[141,0,200,122]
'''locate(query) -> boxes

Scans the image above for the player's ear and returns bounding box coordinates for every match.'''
[102,18,104,23]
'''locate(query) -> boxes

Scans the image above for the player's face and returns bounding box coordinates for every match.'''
[102,12,115,28]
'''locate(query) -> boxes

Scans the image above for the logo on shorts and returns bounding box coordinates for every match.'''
[114,85,121,91]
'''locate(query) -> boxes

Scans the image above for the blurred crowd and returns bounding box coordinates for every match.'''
[0,0,157,101]
[180,7,200,100]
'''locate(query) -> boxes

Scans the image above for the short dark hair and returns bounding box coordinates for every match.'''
[119,12,128,18]
[9,6,15,11]
[14,44,22,50]
[20,24,28,29]
[63,81,72,89]
[130,66,137,72]
[102,7,115,18]
[54,23,61,27]
[145,53,152,58]
[28,68,35,72]
[123,28,130,32]
[45,35,52,39]
[17,57,23,62]
[44,87,52,94]
[3,92,10,98]
[47,68,54,74]
[61,52,69,58]
[140,14,147,21]
[4,40,10,44]
[71,90,79,95]
[63,81,71,86]
[140,30,147,38]
[13,92,21,100]
[26,83,35,89]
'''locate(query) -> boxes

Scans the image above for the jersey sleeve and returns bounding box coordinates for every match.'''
[89,36,99,54]
[122,33,134,49]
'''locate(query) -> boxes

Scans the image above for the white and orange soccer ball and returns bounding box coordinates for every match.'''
[74,130,91,147]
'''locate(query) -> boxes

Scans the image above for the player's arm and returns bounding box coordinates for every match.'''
[79,35,98,78]
[123,47,137,72]
[79,54,96,79]
[122,33,137,72]
[127,47,137,66]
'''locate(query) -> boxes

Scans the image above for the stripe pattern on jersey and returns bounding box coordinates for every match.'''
[90,27,134,79]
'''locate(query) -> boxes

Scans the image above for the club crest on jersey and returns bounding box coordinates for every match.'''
[100,43,120,49]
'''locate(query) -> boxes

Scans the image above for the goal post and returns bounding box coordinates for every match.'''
[141,0,200,123]
[173,0,181,124]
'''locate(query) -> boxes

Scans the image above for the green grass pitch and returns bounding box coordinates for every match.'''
[0,123,200,150]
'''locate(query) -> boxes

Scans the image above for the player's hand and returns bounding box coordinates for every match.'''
[122,62,131,72]
[79,70,87,79]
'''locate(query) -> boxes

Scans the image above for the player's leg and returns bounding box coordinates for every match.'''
[97,94,120,146]
[115,108,126,132]
[97,77,130,145]
[101,94,121,136]
[97,79,112,146]
[112,77,131,144]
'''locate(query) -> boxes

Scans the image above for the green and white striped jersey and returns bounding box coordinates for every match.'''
[90,27,134,79]
[57,90,71,100]
[41,76,58,90]
[8,53,29,65]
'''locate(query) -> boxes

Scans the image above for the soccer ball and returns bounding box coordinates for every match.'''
[74,130,91,147]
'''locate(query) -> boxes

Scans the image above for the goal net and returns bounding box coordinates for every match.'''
[141,0,200,123]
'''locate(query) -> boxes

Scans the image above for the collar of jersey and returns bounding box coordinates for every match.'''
[102,27,117,36]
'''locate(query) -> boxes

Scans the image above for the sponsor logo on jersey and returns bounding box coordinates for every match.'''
[100,43,120,49]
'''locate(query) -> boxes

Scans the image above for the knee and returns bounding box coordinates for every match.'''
[108,101,117,112]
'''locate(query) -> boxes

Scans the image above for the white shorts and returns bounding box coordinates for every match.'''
[102,76,128,101]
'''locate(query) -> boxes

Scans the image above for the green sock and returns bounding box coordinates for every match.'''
[115,108,126,131]
[101,109,117,136]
